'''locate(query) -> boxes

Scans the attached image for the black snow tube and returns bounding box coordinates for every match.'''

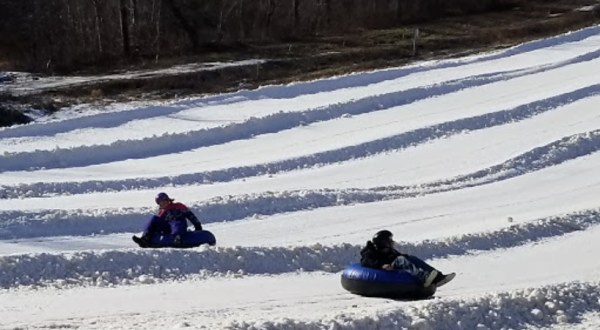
[340,263,436,300]
[147,230,217,248]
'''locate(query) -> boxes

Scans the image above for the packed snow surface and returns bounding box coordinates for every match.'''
[1,25,600,330]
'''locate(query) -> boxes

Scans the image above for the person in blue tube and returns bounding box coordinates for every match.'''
[133,192,203,247]
[360,230,455,288]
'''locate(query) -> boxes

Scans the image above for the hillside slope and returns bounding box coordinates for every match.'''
[1,23,600,329]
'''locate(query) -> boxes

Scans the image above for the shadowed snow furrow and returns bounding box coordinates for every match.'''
[0,68,532,172]
[398,209,600,260]
[180,130,600,223]
[4,48,600,172]
[389,129,600,195]
[232,282,600,330]
[0,244,357,289]
[2,25,598,140]
[0,192,376,239]
[0,104,184,139]
[2,82,600,199]
[1,128,599,241]
[0,210,151,240]
[1,209,598,289]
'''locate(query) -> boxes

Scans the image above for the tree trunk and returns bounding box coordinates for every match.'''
[293,0,299,29]
[91,0,103,54]
[217,0,239,43]
[153,0,162,61]
[263,0,278,40]
[130,0,137,55]
[324,0,331,31]
[238,0,245,40]
[164,0,199,50]
[120,0,131,56]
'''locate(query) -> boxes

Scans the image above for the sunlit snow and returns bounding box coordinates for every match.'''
[1,25,600,330]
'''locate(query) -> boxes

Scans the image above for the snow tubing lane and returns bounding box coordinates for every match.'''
[148,230,217,248]
[340,263,436,300]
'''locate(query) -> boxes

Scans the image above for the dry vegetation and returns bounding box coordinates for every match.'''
[1,0,600,127]
[0,0,524,73]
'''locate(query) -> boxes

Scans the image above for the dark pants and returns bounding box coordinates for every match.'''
[391,254,436,282]
[143,215,170,237]
[404,254,435,272]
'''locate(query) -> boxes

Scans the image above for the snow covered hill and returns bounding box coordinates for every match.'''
[1,25,600,330]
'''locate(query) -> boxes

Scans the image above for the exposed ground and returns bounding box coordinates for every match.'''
[1,0,599,127]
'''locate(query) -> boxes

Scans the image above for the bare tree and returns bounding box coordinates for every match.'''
[90,0,103,54]
[152,0,162,61]
[292,0,300,31]
[164,0,200,50]
[120,0,132,56]
[262,0,280,40]
[238,0,245,40]
[217,0,239,43]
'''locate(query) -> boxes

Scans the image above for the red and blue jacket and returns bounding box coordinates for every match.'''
[159,202,203,235]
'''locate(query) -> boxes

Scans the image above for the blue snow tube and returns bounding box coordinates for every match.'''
[340,263,436,300]
[148,230,216,248]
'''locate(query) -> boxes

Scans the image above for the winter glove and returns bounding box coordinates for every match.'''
[194,225,203,231]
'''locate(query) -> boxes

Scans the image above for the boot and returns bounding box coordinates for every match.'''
[433,272,456,287]
[132,235,150,248]
[423,270,439,287]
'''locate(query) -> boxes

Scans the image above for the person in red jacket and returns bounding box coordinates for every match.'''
[133,192,203,247]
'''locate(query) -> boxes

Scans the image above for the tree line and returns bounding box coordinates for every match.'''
[0,0,518,73]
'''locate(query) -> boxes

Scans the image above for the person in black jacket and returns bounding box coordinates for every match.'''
[360,230,455,288]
